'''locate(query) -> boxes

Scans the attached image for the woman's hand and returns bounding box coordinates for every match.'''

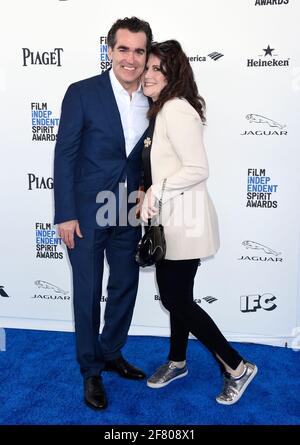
[141,187,159,222]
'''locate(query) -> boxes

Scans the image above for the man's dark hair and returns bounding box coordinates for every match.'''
[107,17,153,53]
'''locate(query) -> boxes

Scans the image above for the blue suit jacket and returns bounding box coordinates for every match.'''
[54,70,148,228]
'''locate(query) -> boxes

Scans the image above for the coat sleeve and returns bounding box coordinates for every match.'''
[151,99,209,204]
[53,83,84,224]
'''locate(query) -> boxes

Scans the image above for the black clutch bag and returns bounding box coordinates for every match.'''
[135,221,166,267]
[135,179,167,268]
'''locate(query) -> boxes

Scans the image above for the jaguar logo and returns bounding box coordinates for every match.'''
[34,280,68,295]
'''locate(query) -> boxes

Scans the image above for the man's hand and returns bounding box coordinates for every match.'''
[57,220,83,249]
[135,185,145,219]
[141,187,159,222]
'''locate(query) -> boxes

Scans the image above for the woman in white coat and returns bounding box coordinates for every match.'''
[141,40,257,405]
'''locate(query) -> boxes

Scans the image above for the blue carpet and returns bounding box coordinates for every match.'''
[0,329,299,425]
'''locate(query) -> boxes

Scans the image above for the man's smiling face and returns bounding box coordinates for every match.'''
[108,28,147,93]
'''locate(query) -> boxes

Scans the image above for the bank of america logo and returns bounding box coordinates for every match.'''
[0,286,9,298]
[208,52,224,61]
[203,296,218,304]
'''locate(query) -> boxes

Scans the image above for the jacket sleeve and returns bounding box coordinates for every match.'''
[151,99,209,204]
[53,83,84,224]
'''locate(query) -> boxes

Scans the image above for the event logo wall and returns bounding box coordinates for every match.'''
[0,286,10,298]
[254,0,289,5]
[31,103,60,141]
[22,48,63,66]
[246,169,278,208]
[35,223,64,259]
[241,114,287,136]
[28,174,53,190]
[238,241,283,262]
[100,37,111,73]
[240,293,277,312]
[247,45,289,67]
[33,280,70,301]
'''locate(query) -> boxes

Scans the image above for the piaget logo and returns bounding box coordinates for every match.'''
[28,173,53,190]
[22,48,63,66]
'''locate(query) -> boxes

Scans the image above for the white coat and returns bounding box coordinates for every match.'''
[149,98,220,260]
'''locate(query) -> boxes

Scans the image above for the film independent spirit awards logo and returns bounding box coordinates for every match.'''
[100,37,112,73]
[247,44,290,67]
[31,102,60,142]
[241,114,287,136]
[238,240,283,262]
[246,168,278,208]
[254,0,289,5]
[35,223,64,260]
[33,280,70,301]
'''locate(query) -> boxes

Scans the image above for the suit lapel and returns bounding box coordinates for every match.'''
[95,70,126,156]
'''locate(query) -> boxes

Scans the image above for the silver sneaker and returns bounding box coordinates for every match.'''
[216,361,258,405]
[147,361,188,389]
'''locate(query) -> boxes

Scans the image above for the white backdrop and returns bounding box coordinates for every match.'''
[1,0,300,349]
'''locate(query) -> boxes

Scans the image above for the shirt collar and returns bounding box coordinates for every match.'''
[109,68,143,97]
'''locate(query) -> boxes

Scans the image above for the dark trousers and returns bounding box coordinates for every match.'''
[68,225,141,379]
[156,259,243,370]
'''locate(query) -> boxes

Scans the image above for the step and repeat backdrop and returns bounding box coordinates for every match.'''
[1,0,300,349]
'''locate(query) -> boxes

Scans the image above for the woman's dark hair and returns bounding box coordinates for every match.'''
[147,40,206,122]
[107,17,153,53]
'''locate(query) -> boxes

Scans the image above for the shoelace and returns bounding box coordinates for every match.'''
[169,362,178,370]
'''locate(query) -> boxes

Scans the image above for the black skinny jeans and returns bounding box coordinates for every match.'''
[155,258,243,370]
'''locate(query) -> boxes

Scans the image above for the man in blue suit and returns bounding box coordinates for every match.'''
[54,17,153,410]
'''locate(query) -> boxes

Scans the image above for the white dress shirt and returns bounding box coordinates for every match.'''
[109,69,149,158]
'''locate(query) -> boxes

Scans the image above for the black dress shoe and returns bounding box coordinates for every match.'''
[84,376,107,410]
[104,357,146,380]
